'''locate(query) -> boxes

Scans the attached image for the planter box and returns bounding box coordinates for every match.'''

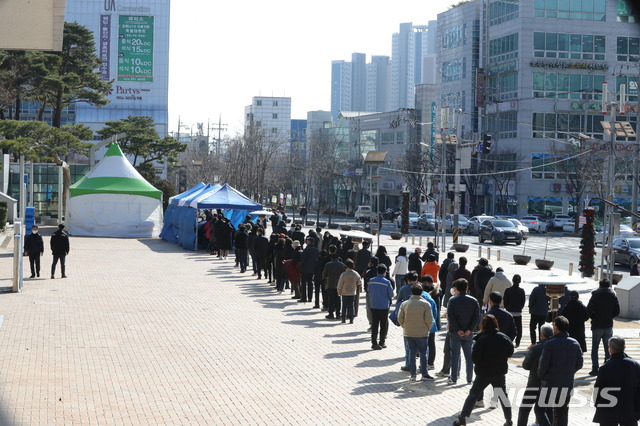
[535,259,554,270]
[305,220,315,226]
[612,273,623,285]
[341,225,352,231]
[294,220,303,225]
[513,255,531,265]
[351,226,363,231]
[328,223,339,229]
[317,222,326,228]
[372,230,378,236]
[390,232,403,240]
[452,244,469,253]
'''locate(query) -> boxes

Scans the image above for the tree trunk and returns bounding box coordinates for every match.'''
[14,96,20,121]
[53,87,63,128]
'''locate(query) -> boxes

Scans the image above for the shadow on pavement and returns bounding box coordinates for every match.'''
[355,356,402,368]
[323,349,370,359]
[351,371,448,399]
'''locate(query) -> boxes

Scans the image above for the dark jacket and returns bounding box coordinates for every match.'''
[486,305,517,342]
[50,229,69,256]
[473,266,494,304]
[528,284,550,316]
[407,252,422,274]
[538,332,584,389]
[452,266,471,283]
[558,299,589,352]
[314,252,330,284]
[299,244,319,274]
[593,353,640,424]
[447,292,481,334]
[586,287,620,329]
[322,259,346,290]
[438,257,454,285]
[291,230,306,246]
[355,248,372,274]
[421,247,439,262]
[253,235,269,258]
[214,220,234,250]
[247,231,257,254]
[472,328,514,377]
[24,232,44,255]
[503,285,525,315]
[522,339,548,387]
[234,230,248,249]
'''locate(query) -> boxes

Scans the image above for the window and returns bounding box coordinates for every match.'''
[617,0,637,22]
[442,59,463,82]
[273,100,278,106]
[488,112,518,139]
[489,0,519,26]
[272,113,278,119]
[535,0,605,20]
[488,72,518,100]
[381,132,395,144]
[617,36,640,62]
[256,100,262,106]
[490,33,519,64]
[256,121,262,127]
[396,132,404,143]
[271,128,278,134]
[533,72,604,99]
[532,112,607,140]
[533,32,605,60]
[442,25,466,50]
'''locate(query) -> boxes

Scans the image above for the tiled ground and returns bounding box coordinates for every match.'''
[0,230,637,425]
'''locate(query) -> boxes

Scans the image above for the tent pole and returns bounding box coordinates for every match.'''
[194,210,198,251]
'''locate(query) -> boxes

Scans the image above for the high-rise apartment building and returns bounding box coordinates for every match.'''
[436,0,639,217]
[390,22,438,110]
[367,56,390,112]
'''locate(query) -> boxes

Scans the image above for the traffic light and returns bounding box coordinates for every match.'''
[482,133,492,154]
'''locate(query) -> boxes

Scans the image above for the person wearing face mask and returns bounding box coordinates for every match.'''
[23,225,44,278]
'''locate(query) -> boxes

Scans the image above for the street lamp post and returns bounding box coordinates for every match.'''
[364,151,388,249]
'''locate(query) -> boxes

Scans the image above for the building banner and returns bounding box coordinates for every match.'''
[118,15,154,82]
[99,15,111,81]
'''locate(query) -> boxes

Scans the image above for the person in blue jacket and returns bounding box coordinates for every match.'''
[368,264,394,350]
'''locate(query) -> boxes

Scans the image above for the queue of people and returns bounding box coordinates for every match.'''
[204,211,638,426]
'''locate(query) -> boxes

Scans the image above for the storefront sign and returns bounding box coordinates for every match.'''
[118,15,154,82]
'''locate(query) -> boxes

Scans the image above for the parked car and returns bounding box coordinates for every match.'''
[519,215,548,233]
[478,219,523,245]
[417,212,437,231]
[612,237,640,270]
[467,215,495,235]
[550,214,573,229]
[395,212,420,228]
[508,218,529,240]
[444,214,469,232]
[354,205,372,222]
[596,224,637,246]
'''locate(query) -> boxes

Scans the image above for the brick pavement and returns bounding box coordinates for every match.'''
[0,230,637,425]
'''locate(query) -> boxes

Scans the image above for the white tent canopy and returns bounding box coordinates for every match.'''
[68,144,163,238]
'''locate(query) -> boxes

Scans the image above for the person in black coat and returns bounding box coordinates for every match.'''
[504,274,526,347]
[486,292,517,342]
[313,250,330,310]
[355,240,372,275]
[586,278,621,375]
[558,290,589,352]
[252,228,270,280]
[299,237,319,303]
[50,224,69,279]
[234,224,249,273]
[24,225,44,278]
[473,258,494,306]
[454,314,514,426]
[407,247,423,275]
[593,336,640,426]
[518,323,554,426]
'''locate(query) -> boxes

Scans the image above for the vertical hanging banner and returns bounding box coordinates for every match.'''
[118,15,154,82]
[99,15,111,81]
[475,68,486,107]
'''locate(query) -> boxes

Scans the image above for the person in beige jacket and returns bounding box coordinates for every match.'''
[337,259,362,324]
[483,267,512,307]
[398,284,435,381]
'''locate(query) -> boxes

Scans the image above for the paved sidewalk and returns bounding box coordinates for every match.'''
[0,231,637,425]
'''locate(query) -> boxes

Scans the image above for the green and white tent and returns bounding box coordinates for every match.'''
[69,144,163,238]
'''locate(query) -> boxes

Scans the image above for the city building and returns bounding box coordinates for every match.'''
[65,0,170,140]
[436,0,639,217]
[367,55,391,113]
[390,22,438,110]
[244,96,292,147]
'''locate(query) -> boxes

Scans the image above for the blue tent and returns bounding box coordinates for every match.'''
[169,182,206,205]
[160,183,262,250]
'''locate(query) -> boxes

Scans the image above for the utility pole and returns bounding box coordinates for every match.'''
[453,109,462,244]
[208,115,228,155]
[634,65,640,231]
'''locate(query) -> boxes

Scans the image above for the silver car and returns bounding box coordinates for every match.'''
[467,215,495,235]
[520,215,548,233]
[508,218,529,240]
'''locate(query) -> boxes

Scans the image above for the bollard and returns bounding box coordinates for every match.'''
[497,250,501,261]
[13,221,23,293]
[568,263,573,276]
[478,246,482,258]
[405,234,408,243]
[419,236,422,247]
[594,268,599,281]
[487,247,491,260]
[412,236,415,245]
